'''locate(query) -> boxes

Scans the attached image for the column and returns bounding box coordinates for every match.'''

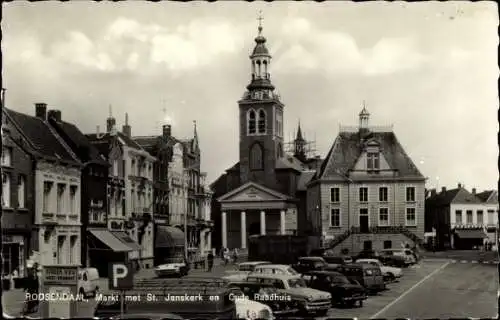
[260,211,266,235]
[222,211,227,248]
[241,211,247,249]
[280,210,286,235]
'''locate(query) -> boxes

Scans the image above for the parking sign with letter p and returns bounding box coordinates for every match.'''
[108,262,134,290]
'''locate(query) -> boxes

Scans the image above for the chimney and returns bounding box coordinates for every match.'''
[458,183,462,188]
[35,103,47,120]
[163,124,172,139]
[122,113,131,138]
[441,187,446,193]
[472,188,476,195]
[47,109,62,122]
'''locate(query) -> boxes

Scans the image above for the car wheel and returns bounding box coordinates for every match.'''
[358,300,364,307]
[317,309,328,316]
[386,272,395,282]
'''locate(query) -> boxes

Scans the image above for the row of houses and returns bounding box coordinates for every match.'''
[425,185,498,250]
[1,102,213,278]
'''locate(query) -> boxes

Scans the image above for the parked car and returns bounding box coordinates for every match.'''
[302,271,367,307]
[355,258,403,282]
[228,280,300,317]
[335,263,386,294]
[109,313,184,319]
[323,255,353,265]
[379,249,416,266]
[251,264,300,276]
[245,274,331,316]
[155,258,189,278]
[222,261,271,281]
[228,286,275,320]
[293,257,337,274]
[78,267,100,298]
[355,249,406,268]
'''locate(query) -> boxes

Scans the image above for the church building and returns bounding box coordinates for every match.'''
[210,20,322,251]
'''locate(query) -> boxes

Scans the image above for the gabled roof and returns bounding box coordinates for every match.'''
[86,131,142,149]
[276,156,305,172]
[217,181,292,202]
[427,187,482,206]
[475,190,498,203]
[317,131,424,180]
[4,108,79,164]
[48,118,107,165]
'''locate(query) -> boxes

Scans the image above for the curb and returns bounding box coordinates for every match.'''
[450,259,499,264]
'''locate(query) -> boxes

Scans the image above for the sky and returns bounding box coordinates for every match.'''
[2,1,498,191]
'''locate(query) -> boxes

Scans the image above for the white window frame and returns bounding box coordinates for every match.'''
[330,208,341,227]
[378,207,389,226]
[466,210,473,224]
[18,174,26,208]
[330,187,340,203]
[366,152,380,170]
[2,172,11,208]
[359,187,368,202]
[406,187,416,202]
[1,147,12,167]
[455,210,463,224]
[43,181,53,213]
[113,160,118,176]
[487,210,495,225]
[476,210,484,225]
[379,186,388,202]
[70,185,77,215]
[405,207,417,226]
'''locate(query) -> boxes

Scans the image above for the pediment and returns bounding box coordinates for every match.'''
[218,182,290,203]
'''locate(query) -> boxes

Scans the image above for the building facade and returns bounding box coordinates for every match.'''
[211,22,321,252]
[45,108,110,271]
[309,107,426,255]
[6,104,83,267]
[2,106,34,278]
[426,185,498,250]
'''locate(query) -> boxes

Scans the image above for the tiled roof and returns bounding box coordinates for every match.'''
[427,187,482,206]
[297,171,316,191]
[48,118,107,164]
[475,190,497,203]
[87,131,142,149]
[276,156,306,172]
[318,131,424,180]
[5,108,78,164]
[133,136,159,148]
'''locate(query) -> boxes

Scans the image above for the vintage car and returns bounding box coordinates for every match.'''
[302,271,367,307]
[355,258,403,282]
[229,280,300,317]
[335,263,386,294]
[355,249,407,268]
[109,313,184,319]
[94,277,237,319]
[154,257,189,278]
[292,256,338,274]
[323,255,353,265]
[245,273,331,316]
[222,261,271,282]
[251,264,300,276]
[380,248,417,266]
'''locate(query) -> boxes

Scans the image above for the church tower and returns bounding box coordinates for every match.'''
[294,121,307,162]
[238,13,284,187]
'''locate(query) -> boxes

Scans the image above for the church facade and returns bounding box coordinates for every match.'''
[210,22,322,251]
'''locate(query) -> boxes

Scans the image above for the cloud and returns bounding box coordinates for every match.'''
[275,17,428,76]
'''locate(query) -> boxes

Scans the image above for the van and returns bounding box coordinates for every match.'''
[78,267,100,297]
[335,263,385,294]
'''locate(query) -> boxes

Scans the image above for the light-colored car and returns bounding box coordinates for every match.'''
[155,259,189,277]
[223,261,271,282]
[355,258,403,281]
[246,274,331,316]
[251,264,300,276]
[380,249,417,266]
[78,267,100,297]
[231,288,274,320]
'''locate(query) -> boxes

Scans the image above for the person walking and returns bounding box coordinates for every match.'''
[23,263,39,315]
[207,251,214,272]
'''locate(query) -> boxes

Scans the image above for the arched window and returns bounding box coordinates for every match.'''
[258,109,266,134]
[256,60,261,78]
[263,60,268,78]
[249,143,263,170]
[247,109,256,135]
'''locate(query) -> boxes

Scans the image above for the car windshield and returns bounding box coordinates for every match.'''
[332,276,350,284]
[287,267,299,275]
[288,278,307,288]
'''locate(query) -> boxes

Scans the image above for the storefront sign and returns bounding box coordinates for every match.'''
[40,265,78,319]
[43,266,78,285]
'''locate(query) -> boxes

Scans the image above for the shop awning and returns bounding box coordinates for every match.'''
[88,229,132,252]
[112,231,142,251]
[455,229,488,239]
[156,226,185,248]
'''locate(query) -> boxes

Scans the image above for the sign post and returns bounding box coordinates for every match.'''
[108,263,134,317]
[40,265,79,319]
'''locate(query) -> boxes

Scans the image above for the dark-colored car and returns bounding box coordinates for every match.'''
[355,250,406,268]
[335,263,386,294]
[323,255,353,265]
[228,280,300,316]
[293,257,337,274]
[303,271,367,307]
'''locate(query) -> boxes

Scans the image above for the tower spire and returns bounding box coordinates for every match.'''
[106,103,116,133]
[359,100,370,131]
[257,10,264,35]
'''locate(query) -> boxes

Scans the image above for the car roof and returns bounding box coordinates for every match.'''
[240,261,271,266]
[356,258,378,262]
[254,264,291,269]
[247,273,301,280]
[307,271,345,276]
[299,256,324,261]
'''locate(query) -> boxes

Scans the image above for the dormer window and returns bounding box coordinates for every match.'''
[367,152,380,170]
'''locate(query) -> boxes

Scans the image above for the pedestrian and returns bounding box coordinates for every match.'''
[23,264,39,315]
[207,251,214,272]
[224,248,230,266]
[232,248,239,264]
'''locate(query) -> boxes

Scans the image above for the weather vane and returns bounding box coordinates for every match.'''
[257,10,263,34]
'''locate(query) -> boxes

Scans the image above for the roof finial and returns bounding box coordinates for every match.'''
[108,104,112,117]
[257,10,264,35]
[193,120,197,136]
[125,112,129,125]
